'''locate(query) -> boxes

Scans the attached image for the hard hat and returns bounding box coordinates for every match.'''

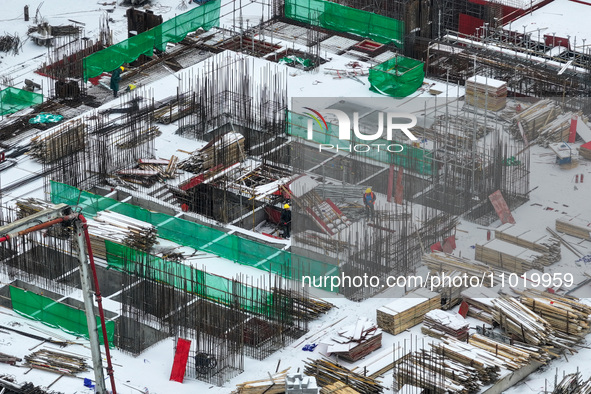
[284,204,290,209]
[120,66,125,71]
[365,187,371,193]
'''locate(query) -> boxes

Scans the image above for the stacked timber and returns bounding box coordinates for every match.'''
[510,99,560,143]
[475,239,547,273]
[465,76,507,111]
[321,382,360,394]
[304,359,384,394]
[517,289,591,339]
[29,119,85,163]
[421,309,469,341]
[323,318,382,362]
[556,215,591,241]
[179,132,245,174]
[25,349,88,375]
[580,142,591,161]
[376,288,440,335]
[495,223,561,264]
[422,251,498,282]
[461,287,498,325]
[491,296,554,346]
[231,369,290,394]
[116,156,179,184]
[468,334,551,367]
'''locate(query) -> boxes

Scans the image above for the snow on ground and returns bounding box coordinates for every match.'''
[0,0,591,393]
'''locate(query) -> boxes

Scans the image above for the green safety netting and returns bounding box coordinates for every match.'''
[9,286,115,346]
[0,87,43,116]
[50,181,338,291]
[287,111,433,175]
[284,0,404,47]
[369,56,425,98]
[105,241,273,314]
[83,0,221,80]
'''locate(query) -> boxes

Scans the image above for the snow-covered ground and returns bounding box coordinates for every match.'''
[0,0,591,393]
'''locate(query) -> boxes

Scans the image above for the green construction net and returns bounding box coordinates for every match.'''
[369,56,425,98]
[284,0,404,47]
[9,286,115,346]
[287,111,433,175]
[0,87,43,116]
[105,241,273,314]
[50,181,338,291]
[83,0,221,80]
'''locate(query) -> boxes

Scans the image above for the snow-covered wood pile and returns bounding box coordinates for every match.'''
[461,286,498,325]
[304,358,384,394]
[491,296,554,346]
[376,288,440,335]
[231,368,290,394]
[495,223,561,264]
[421,309,469,340]
[323,318,381,362]
[465,76,507,111]
[556,215,591,241]
[29,119,85,163]
[475,238,548,273]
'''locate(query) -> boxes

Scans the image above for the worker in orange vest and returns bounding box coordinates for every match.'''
[363,187,376,221]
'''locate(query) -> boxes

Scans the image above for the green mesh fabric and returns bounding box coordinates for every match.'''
[284,0,404,47]
[287,111,433,175]
[83,0,220,80]
[0,87,43,116]
[368,56,425,98]
[9,286,114,346]
[50,181,338,292]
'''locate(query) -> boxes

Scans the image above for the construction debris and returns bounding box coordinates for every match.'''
[491,296,554,346]
[0,352,22,366]
[231,369,290,394]
[323,318,382,362]
[377,288,441,335]
[179,132,246,174]
[421,309,469,341]
[556,215,591,241]
[24,349,88,375]
[304,358,384,394]
[0,33,20,54]
[494,223,561,264]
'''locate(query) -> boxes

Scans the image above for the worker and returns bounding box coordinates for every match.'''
[363,187,376,221]
[280,203,291,239]
[110,66,124,98]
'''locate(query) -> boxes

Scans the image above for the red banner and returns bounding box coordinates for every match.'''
[488,190,516,224]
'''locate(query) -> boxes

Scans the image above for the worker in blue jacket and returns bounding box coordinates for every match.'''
[110,66,124,97]
[363,187,376,221]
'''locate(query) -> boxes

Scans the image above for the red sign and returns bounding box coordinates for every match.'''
[488,190,516,224]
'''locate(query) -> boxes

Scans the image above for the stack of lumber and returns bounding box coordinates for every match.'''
[0,352,22,365]
[323,318,382,362]
[81,210,158,259]
[422,251,498,283]
[517,289,591,339]
[304,358,384,394]
[376,288,441,335]
[461,286,498,325]
[321,381,360,394]
[491,296,554,345]
[231,369,290,394]
[510,99,560,143]
[580,142,591,161]
[468,333,551,367]
[116,156,179,184]
[535,112,576,145]
[421,309,469,341]
[16,198,60,219]
[272,288,334,321]
[29,119,85,163]
[556,215,591,241]
[465,76,507,111]
[24,349,88,375]
[431,338,501,384]
[552,371,591,394]
[179,132,245,174]
[495,223,561,264]
[475,239,547,273]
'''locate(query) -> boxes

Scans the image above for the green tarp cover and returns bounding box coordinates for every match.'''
[284,0,404,47]
[83,0,221,80]
[368,56,425,98]
[50,181,338,291]
[287,111,433,175]
[9,286,115,346]
[0,87,43,116]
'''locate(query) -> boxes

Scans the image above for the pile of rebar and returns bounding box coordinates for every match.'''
[0,33,20,54]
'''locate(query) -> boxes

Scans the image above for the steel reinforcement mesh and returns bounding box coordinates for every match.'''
[50,181,338,291]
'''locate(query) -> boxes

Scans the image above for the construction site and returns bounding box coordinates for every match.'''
[0,0,590,393]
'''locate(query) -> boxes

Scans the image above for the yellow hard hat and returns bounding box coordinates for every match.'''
[365,187,371,193]
[284,204,290,209]
[120,66,124,72]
